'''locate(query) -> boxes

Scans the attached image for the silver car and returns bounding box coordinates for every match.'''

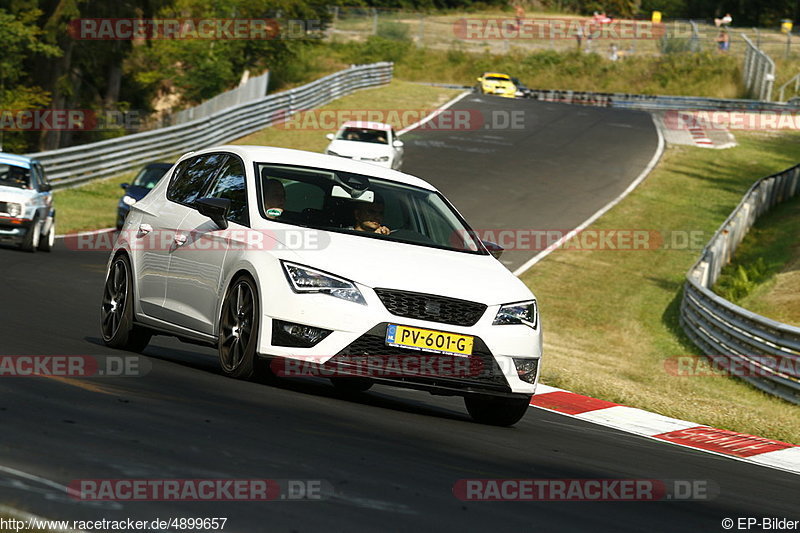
[0,153,55,252]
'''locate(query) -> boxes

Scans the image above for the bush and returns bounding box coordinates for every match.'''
[377,21,410,41]
[716,257,768,302]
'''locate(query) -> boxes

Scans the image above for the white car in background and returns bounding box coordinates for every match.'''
[325,121,404,170]
[0,153,55,252]
[101,145,541,426]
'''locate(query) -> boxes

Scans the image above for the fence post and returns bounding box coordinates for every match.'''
[372,8,378,35]
[689,20,700,52]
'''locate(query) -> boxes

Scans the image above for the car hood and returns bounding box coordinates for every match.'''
[327,140,392,158]
[278,229,533,306]
[0,186,36,202]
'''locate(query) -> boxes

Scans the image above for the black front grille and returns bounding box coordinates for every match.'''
[0,202,7,215]
[374,288,487,327]
[330,323,510,392]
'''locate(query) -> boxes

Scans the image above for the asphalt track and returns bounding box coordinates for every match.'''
[0,96,797,532]
[401,93,661,271]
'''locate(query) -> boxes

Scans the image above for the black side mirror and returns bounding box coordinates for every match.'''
[195,197,231,230]
[40,183,52,192]
[482,240,504,260]
[120,183,129,190]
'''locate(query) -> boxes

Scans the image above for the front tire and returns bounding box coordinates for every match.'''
[100,254,151,351]
[20,217,40,252]
[38,216,55,252]
[464,394,532,426]
[218,276,260,380]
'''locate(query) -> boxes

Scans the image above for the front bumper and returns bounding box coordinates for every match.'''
[257,279,541,396]
[0,217,33,244]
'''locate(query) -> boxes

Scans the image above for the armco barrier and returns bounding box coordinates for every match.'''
[525,89,799,111]
[419,82,800,112]
[28,62,393,189]
[680,164,800,404]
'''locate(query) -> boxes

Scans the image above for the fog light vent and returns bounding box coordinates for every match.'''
[272,320,332,348]
[513,358,539,384]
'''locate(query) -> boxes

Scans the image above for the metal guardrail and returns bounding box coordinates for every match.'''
[778,72,800,103]
[27,63,393,189]
[420,82,800,111]
[524,89,798,111]
[169,71,270,125]
[742,34,775,101]
[680,164,800,404]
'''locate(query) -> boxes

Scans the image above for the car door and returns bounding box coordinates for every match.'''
[133,154,219,320]
[163,153,249,335]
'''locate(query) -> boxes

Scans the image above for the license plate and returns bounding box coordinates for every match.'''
[386,324,474,356]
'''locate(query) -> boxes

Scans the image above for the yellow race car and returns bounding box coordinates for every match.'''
[476,72,517,98]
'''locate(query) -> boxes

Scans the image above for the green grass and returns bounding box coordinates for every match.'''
[718,193,800,326]
[519,131,800,444]
[233,79,458,150]
[333,37,746,98]
[53,80,459,235]
[54,170,140,234]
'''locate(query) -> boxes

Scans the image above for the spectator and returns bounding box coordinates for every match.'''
[716,31,730,52]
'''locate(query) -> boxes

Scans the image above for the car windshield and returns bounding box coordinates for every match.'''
[485,76,510,82]
[336,127,389,145]
[0,164,31,189]
[256,164,485,255]
[132,166,170,189]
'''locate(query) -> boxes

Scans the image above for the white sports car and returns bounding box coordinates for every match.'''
[101,145,541,425]
[325,121,404,170]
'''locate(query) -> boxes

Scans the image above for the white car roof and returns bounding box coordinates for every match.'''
[0,153,34,169]
[189,145,435,191]
[340,121,392,131]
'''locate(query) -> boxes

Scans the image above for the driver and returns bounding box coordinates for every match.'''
[352,197,390,235]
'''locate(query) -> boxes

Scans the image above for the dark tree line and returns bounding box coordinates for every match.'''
[0,0,331,152]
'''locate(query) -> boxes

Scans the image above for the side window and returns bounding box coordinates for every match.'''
[29,166,42,191]
[167,153,226,206]
[207,156,249,226]
[283,181,324,212]
[36,164,51,191]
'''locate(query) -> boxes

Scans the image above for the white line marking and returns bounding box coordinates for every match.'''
[512,112,666,276]
[397,91,471,136]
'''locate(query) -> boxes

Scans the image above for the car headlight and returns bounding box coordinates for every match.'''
[122,195,137,206]
[363,156,390,162]
[282,261,366,305]
[6,202,23,217]
[493,300,538,329]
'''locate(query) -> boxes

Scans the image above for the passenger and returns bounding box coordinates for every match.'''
[351,197,390,235]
